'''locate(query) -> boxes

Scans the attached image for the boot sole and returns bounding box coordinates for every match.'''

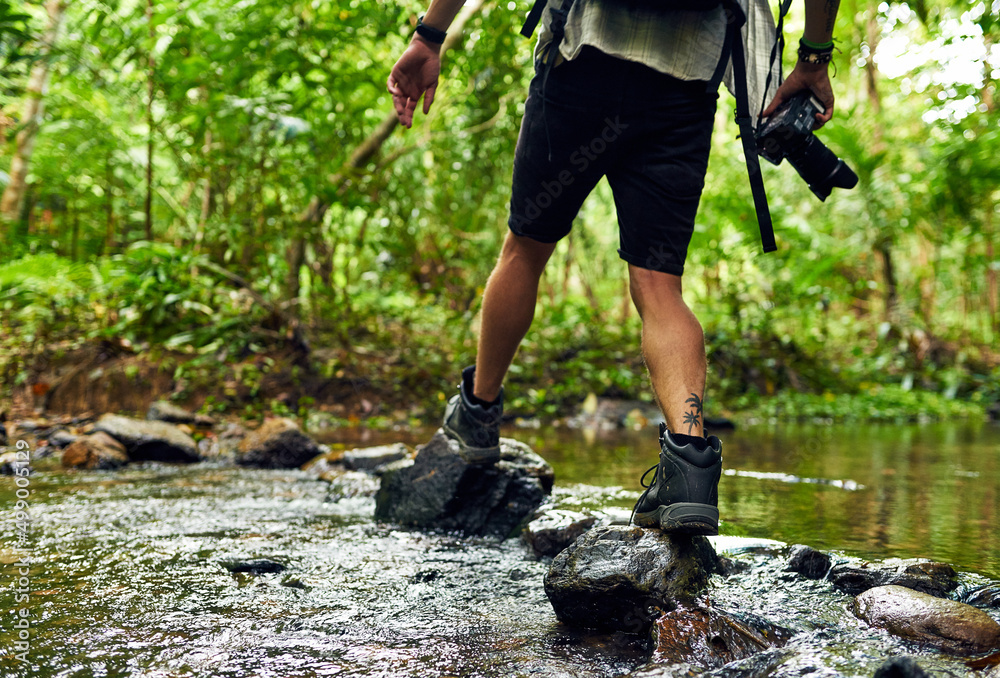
[441,424,501,465]
[633,502,719,535]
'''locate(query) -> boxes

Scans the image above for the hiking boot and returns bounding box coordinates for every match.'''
[442,366,503,465]
[631,423,722,535]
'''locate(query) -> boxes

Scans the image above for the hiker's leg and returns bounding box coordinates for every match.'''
[627,264,706,437]
[473,232,557,402]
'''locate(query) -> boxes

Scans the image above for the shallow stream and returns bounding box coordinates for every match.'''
[1,421,998,676]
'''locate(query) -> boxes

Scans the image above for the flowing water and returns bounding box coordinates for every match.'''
[1,421,998,677]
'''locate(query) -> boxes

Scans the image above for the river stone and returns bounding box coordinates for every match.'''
[94,414,200,463]
[873,656,931,678]
[523,509,598,559]
[829,558,958,597]
[147,400,215,427]
[853,584,1000,655]
[784,544,832,579]
[543,525,718,633]
[235,418,322,469]
[651,605,793,669]
[61,432,129,470]
[220,558,286,574]
[374,430,553,538]
[0,450,25,475]
[342,443,410,472]
[46,429,79,448]
[956,584,1000,608]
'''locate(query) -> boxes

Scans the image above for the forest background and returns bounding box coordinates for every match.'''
[0,0,997,426]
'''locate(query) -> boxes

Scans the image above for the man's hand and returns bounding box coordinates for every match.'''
[761,61,835,129]
[387,37,441,129]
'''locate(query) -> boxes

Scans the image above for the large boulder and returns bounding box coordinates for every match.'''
[652,605,793,669]
[829,558,958,597]
[374,431,553,538]
[235,418,322,469]
[61,432,129,470]
[853,585,1000,655]
[93,414,199,463]
[544,525,718,633]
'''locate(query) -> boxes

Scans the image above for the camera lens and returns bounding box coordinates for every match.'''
[785,136,859,201]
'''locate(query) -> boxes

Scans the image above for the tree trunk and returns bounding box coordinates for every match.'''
[987,206,997,335]
[144,0,155,241]
[0,0,69,227]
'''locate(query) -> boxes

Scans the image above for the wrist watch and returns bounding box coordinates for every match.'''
[416,16,447,45]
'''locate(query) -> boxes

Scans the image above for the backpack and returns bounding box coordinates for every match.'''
[520,0,791,253]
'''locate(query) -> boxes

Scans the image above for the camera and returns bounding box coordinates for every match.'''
[755,91,858,201]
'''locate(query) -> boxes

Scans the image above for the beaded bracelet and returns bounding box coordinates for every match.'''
[798,38,834,64]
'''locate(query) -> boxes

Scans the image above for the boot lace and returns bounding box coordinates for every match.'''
[629,463,660,526]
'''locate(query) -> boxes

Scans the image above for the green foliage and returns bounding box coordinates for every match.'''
[0,0,997,420]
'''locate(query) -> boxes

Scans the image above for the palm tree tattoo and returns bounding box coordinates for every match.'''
[683,393,703,435]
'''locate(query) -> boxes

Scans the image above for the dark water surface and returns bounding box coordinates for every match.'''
[1,421,997,677]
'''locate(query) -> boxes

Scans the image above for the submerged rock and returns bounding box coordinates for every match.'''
[853,585,1000,655]
[375,431,552,538]
[147,400,215,427]
[93,414,199,463]
[784,544,832,580]
[651,604,793,669]
[235,418,321,469]
[873,656,931,678]
[829,558,958,597]
[522,509,598,559]
[543,525,717,633]
[61,432,130,470]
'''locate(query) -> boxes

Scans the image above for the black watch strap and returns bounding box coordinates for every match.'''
[416,16,447,44]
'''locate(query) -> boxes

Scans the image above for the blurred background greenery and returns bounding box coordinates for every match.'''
[0,0,996,423]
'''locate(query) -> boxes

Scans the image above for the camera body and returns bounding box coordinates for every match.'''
[755,91,858,201]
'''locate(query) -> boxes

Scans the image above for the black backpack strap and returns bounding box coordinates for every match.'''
[521,0,547,37]
[724,0,776,253]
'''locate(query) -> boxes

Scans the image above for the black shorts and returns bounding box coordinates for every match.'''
[508,47,718,276]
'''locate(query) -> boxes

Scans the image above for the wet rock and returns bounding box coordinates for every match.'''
[0,450,28,475]
[523,509,598,559]
[853,585,1000,655]
[93,414,200,463]
[147,400,215,427]
[873,656,931,678]
[235,418,321,469]
[220,558,287,574]
[46,429,79,448]
[829,558,958,597]
[955,584,1000,608]
[784,544,832,580]
[651,605,793,669]
[374,431,552,538]
[543,525,718,633]
[61,432,130,470]
[341,443,410,472]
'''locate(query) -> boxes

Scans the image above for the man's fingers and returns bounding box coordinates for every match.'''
[423,84,436,115]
